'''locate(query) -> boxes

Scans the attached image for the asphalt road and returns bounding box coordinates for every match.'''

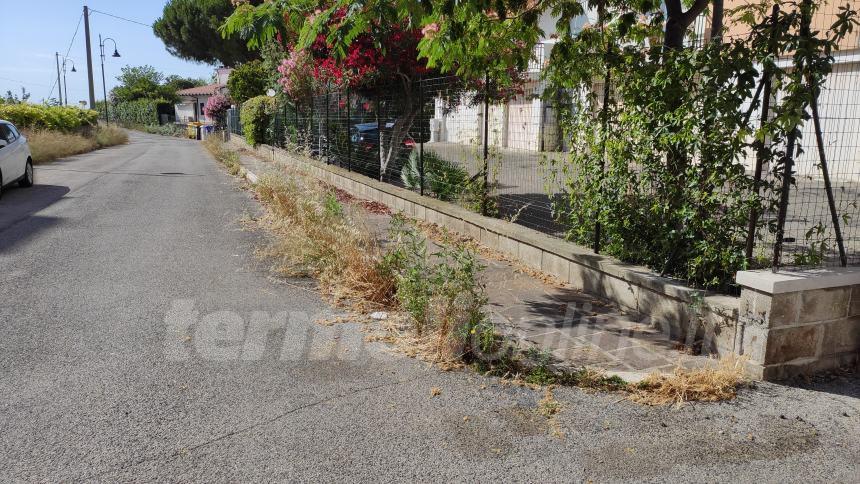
[0,131,858,482]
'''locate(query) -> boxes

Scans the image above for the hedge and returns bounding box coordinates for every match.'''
[111,99,173,126]
[0,104,99,131]
[241,96,277,146]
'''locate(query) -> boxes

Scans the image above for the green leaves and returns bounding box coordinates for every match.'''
[227,60,268,104]
[155,0,259,66]
[0,104,99,131]
[240,95,278,146]
[112,99,170,127]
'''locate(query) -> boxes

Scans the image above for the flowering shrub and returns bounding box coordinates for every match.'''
[276,50,317,98]
[273,8,430,94]
[203,94,232,126]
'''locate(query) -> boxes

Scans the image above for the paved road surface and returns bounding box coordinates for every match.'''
[1,131,858,481]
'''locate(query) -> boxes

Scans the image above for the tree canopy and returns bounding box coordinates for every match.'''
[226,60,268,104]
[111,66,205,104]
[154,0,262,66]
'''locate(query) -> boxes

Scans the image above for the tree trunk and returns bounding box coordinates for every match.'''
[662,0,712,51]
[378,80,418,180]
[710,0,724,44]
[663,16,686,50]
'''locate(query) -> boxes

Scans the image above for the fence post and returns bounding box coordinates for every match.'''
[286,102,295,148]
[376,92,383,180]
[294,101,300,146]
[593,3,611,255]
[418,78,425,196]
[773,0,813,271]
[481,72,490,216]
[745,4,780,265]
[809,77,848,267]
[346,87,352,172]
[308,96,314,153]
[325,92,330,163]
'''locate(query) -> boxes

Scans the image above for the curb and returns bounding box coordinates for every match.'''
[238,166,259,184]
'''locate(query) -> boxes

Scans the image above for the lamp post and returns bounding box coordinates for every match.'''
[99,35,120,124]
[60,58,77,106]
[55,53,64,105]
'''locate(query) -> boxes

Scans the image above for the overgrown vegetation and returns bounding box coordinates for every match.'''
[218,148,399,307]
[0,104,99,131]
[543,1,859,290]
[208,137,749,405]
[383,216,495,362]
[25,126,128,164]
[202,136,242,175]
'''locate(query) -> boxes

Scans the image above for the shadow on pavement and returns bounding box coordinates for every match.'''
[0,184,70,253]
[778,368,860,399]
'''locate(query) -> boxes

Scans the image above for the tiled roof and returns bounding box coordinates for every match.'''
[177,84,225,96]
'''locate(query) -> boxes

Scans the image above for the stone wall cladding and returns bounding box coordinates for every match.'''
[738,284,860,380]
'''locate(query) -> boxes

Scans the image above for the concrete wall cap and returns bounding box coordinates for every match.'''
[736,268,860,295]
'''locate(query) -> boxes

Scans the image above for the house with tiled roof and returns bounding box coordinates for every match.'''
[174,67,232,123]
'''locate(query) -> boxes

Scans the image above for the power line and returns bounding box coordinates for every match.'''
[44,7,151,102]
[0,76,55,89]
[65,12,84,58]
[89,8,153,28]
[47,11,84,100]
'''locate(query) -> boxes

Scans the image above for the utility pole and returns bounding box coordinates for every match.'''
[83,5,97,109]
[55,53,64,105]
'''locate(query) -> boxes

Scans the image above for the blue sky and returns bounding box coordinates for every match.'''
[0,1,218,105]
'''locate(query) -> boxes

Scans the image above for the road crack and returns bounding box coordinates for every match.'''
[83,373,430,479]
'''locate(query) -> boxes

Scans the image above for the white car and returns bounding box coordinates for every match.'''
[0,120,34,198]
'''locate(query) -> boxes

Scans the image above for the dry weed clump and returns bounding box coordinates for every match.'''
[93,125,129,147]
[202,136,242,175]
[253,172,396,309]
[25,126,128,164]
[629,355,748,406]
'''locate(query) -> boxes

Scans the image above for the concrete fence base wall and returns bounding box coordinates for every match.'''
[736,270,860,380]
[229,135,859,380]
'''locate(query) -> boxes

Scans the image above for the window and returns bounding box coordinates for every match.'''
[6,123,19,140]
[0,123,14,144]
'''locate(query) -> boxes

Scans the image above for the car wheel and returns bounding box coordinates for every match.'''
[19,160,34,188]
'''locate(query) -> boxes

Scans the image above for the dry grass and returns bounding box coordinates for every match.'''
[204,136,396,311]
[412,219,569,288]
[93,125,128,147]
[629,355,748,406]
[252,171,396,309]
[537,387,562,417]
[202,136,242,175]
[210,139,750,406]
[25,126,128,164]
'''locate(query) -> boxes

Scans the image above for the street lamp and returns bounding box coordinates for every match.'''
[58,55,77,106]
[99,35,120,124]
